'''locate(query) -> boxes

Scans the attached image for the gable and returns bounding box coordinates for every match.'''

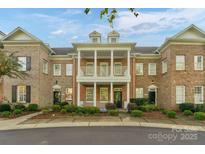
[0,31,6,40]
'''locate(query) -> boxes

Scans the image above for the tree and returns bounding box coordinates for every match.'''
[84,8,139,27]
[0,50,28,79]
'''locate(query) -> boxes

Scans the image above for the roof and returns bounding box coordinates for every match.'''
[89,31,101,37]
[0,31,6,36]
[51,47,75,55]
[132,46,158,54]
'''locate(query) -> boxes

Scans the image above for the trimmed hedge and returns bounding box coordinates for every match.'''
[195,104,205,112]
[60,101,69,107]
[1,111,11,118]
[108,110,119,116]
[27,104,38,111]
[0,104,11,112]
[130,98,148,106]
[52,105,61,112]
[14,104,26,111]
[194,112,205,120]
[183,110,193,116]
[166,111,176,118]
[105,103,116,110]
[13,109,22,115]
[63,105,77,113]
[138,104,156,112]
[127,103,138,113]
[161,109,168,115]
[84,106,100,114]
[42,109,49,114]
[179,103,195,112]
[131,110,144,117]
[60,109,67,114]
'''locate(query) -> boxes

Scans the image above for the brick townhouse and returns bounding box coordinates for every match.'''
[0,24,205,110]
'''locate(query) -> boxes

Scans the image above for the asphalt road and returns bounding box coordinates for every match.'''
[0,126,204,145]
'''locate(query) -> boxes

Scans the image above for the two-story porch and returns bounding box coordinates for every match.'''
[73,43,135,109]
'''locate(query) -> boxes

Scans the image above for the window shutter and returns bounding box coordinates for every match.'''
[12,85,17,103]
[26,85,31,103]
[26,57,31,71]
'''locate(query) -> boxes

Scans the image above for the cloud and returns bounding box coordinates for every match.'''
[62,9,82,15]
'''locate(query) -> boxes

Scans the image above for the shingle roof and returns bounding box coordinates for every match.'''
[51,47,75,55]
[132,46,158,54]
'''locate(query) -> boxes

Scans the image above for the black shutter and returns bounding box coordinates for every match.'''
[26,57,31,71]
[26,86,31,103]
[12,85,17,103]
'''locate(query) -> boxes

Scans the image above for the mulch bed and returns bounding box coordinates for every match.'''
[143,111,169,119]
[0,111,37,119]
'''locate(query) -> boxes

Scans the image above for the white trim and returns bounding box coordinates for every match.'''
[53,64,61,76]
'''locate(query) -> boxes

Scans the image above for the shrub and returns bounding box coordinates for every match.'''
[130,98,147,106]
[27,104,38,111]
[1,111,11,118]
[195,104,205,112]
[64,105,78,113]
[108,110,119,116]
[127,103,138,113]
[13,109,22,115]
[60,101,69,107]
[60,109,67,114]
[161,109,168,115]
[52,105,61,112]
[179,103,195,112]
[131,110,144,117]
[194,112,205,120]
[0,104,11,112]
[166,111,176,118]
[84,106,100,115]
[14,104,26,111]
[138,104,156,112]
[42,109,49,114]
[105,103,116,110]
[183,110,193,116]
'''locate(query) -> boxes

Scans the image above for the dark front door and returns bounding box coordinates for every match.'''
[148,91,155,104]
[53,91,61,104]
[114,91,122,108]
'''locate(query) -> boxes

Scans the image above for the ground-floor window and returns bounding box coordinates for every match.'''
[194,86,204,104]
[86,87,94,102]
[17,86,26,103]
[136,88,143,98]
[176,86,185,104]
[100,87,108,102]
[65,88,72,101]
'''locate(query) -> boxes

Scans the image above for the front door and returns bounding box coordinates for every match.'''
[114,91,122,108]
[53,91,61,104]
[148,91,155,104]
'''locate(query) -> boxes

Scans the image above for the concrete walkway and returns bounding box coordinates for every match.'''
[0,112,205,132]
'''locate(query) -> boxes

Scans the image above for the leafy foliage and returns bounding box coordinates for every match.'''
[194,112,205,120]
[131,110,144,117]
[166,111,176,118]
[183,110,193,116]
[27,104,38,111]
[0,104,11,112]
[108,109,119,116]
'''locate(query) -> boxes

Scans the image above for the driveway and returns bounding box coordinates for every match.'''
[0,126,205,145]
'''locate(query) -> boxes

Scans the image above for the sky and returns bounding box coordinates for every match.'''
[1,8,205,47]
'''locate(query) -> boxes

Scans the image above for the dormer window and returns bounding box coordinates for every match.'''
[111,37,117,43]
[92,37,98,43]
[108,30,120,43]
[89,31,101,43]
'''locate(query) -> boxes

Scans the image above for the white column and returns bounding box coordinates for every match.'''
[125,82,130,109]
[111,50,113,77]
[77,83,80,106]
[127,50,130,77]
[94,50,97,77]
[110,82,113,103]
[94,82,97,106]
[77,50,81,77]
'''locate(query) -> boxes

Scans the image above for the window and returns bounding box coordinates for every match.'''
[65,88,72,101]
[53,64,61,76]
[92,37,98,43]
[176,86,185,104]
[176,55,185,70]
[18,57,27,71]
[43,60,48,74]
[100,87,109,102]
[86,87,94,102]
[66,64,72,76]
[162,60,167,74]
[86,62,94,76]
[100,63,109,76]
[17,86,26,103]
[136,88,143,98]
[114,62,122,75]
[148,63,156,75]
[111,38,117,43]
[136,63,143,75]
[194,56,203,70]
[194,86,204,104]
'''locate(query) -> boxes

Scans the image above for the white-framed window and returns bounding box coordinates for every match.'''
[86,87,94,102]
[17,86,26,103]
[111,38,117,43]
[53,64,61,76]
[136,63,143,75]
[194,56,203,70]
[18,57,27,71]
[194,86,204,104]
[136,88,143,98]
[66,64,72,76]
[65,88,72,101]
[148,63,156,75]
[100,62,109,76]
[176,55,185,70]
[114,62,122,76]
[43,60,48,74]
[176,86,185,104]
[86,62,94,76]
[100,87,109,102]
[162,60,167,74]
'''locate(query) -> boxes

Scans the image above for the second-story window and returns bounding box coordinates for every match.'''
[162,60,167,74]
[136,63,143,75]
[194,55,203,70]
[86,62,94,76]
[66,64,72,76]
[114,62,122,76]
[18,57,27,71]
[53,64,61,76]
[176,55,185,70]
[43,60,48,74]
[148,63,156,75]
